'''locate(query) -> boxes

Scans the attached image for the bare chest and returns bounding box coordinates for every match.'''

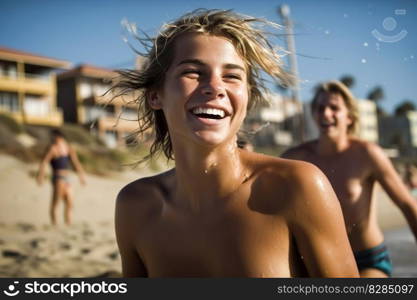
[307,154,373,204]
[135,204,301,277]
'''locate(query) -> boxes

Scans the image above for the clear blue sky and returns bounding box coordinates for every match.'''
[1,0,416,113]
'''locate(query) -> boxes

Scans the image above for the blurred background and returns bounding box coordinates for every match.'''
[0,0,416,277]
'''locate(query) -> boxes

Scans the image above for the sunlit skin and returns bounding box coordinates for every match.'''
[115,34,359,277]
[283,91,417,277]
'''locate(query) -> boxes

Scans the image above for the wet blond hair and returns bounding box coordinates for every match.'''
[112,9,290,161]
[311,80,359,135]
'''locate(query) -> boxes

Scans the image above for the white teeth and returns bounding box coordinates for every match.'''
[192,107,225,118]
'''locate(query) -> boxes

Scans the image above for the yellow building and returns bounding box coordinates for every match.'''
[57,64,138,147]
[0,46,70,126]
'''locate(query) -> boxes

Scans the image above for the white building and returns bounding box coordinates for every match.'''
[379,111,417,157]
[245,92,303,147]
[357,99,379,143]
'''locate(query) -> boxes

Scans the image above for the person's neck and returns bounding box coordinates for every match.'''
[172,139,247,214]
[316,133,350,156]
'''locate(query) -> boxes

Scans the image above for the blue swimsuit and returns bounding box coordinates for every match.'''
[354,243,393,276]
[50,156,71,183]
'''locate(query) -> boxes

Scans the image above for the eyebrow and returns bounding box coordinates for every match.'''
[177,59,246,72]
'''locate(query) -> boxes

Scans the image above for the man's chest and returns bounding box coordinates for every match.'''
[306,154,373,203]
[135,207,294,277]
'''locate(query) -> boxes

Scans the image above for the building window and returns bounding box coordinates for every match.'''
[121,106,137,121]
[24,94,49,116]
[84,104,115,122]
[80,82,93,99]
[85,105,106,122]
[105,130,117,148]
[0,61,17,79]
[0,92,19,112]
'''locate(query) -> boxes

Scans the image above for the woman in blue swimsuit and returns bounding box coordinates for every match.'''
[37,129,86,225]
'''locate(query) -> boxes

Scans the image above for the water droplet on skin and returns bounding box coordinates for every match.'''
[242,173,249,182]
[212,162,218,167]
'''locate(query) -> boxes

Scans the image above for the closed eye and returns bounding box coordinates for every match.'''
[182,69,201,76]
[224,73,242,80]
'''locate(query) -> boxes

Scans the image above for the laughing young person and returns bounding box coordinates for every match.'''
[114,10,359,278]
[282,81,417,277]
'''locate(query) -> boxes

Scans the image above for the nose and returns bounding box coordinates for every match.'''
[201,75,225,98]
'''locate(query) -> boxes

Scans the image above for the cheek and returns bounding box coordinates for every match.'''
[235,87,246,97]
[234,87,249,108]
[337,111,350,122]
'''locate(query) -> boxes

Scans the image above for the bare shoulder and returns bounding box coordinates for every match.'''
[248,150,324,184]
[281,140,317,160]
[42,143,56,160]
[116,169,174,222]
[349,137,377,153]
[277,156,333,204]
[272,156,343,225]
[349,137,387,162]
[244,151,332,213]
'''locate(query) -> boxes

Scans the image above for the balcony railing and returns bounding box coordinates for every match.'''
[24,107,63,126]
[0,72,51,82]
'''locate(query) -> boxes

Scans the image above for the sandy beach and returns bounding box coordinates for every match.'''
[0,153,416,277]
[0,154,149,277]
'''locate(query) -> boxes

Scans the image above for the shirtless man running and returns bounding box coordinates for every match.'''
[283,81,417,277]
[114,10,358,277]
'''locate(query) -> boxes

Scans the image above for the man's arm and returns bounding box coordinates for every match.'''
[367,143,417,243]
[115,184,148,277]
[287,162,359,277]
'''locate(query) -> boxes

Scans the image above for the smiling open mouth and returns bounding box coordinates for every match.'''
[191,107,226,120]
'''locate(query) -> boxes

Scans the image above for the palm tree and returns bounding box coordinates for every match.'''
[394,100,416,116]
[367,86,385,103]
[340,75,355,88]
[367,86,385,117]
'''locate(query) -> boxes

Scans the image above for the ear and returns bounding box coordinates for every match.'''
[147,91,162,110]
